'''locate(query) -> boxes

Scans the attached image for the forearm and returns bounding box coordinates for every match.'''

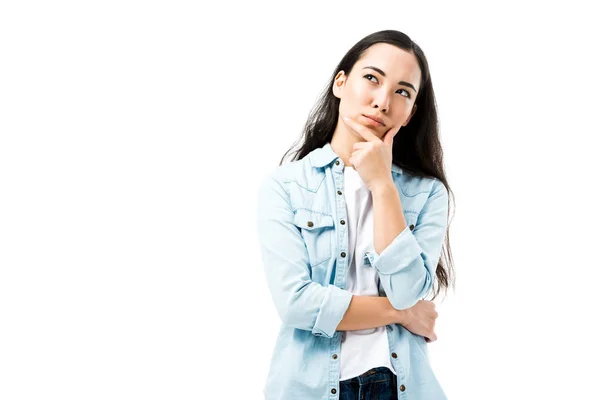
[372,180,407,254]
[336,295,404,331]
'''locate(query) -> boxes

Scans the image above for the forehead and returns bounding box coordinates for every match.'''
[354,43,421,89]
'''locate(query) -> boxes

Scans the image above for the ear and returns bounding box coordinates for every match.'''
[402,104,418,126]
[332,70,346,99]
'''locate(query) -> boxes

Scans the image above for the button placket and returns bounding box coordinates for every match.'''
[333,158,349,292]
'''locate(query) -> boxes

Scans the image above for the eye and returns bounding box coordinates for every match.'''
[363,74,378,83]
[364,74,411,99]
[396,88,411,99]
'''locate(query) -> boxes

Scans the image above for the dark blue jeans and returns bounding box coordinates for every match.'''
[339,366,398,400]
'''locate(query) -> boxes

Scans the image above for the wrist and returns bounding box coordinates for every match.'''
[394,308,409,326]
[370,179,396,195]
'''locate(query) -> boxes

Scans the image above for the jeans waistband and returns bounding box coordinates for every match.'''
[340,367,396,385]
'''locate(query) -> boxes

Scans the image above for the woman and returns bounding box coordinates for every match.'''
[256,30,455,400]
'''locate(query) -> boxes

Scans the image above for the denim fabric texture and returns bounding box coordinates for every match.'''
[340,367,398,400]
[256,142,448,400]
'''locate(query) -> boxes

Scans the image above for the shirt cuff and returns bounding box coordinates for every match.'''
[365,225,423,275]
[311,284,353,338]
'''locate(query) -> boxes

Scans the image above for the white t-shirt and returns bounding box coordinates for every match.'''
[339,166,396,381]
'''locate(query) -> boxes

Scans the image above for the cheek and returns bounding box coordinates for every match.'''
[393,102,412,118]
[351,84,371,104]
[339,82,371,114]
[339,89,361,112]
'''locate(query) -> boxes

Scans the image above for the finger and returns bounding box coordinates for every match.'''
[383,127,398,147]
[352,141,369,150]
[383,131,393,147]
[350,149,363,165]
[342,116,380,143]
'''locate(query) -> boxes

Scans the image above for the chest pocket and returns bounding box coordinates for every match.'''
[293,209,335,269]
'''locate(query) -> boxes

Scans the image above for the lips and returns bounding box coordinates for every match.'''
[362,114,385,126]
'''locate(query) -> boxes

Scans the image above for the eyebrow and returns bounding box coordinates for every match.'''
[362,66,417,93]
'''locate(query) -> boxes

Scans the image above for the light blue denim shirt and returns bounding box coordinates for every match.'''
[256,142,449,400]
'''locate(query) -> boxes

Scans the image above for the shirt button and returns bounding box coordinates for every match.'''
[391,352,397,358]
[400,385,406,391]
[337,190,342,195]
[335,160,340,165]
[331,388,337,394]
[307,221,314,227]
[341,252,346,258]
[409,224,414,231]
[340,219,345,225]
[332,354,338,359]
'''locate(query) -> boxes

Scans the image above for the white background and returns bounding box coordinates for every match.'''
[1,1,599,399]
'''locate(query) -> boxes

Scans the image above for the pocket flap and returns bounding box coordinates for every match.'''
[293,209,334,231]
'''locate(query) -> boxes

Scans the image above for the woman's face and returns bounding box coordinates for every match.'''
[333,43,421,139]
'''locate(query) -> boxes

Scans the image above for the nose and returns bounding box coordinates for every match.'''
[372,90,390,113]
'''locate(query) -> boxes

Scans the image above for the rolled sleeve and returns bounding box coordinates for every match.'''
[365,224,422,275]
[365,179,449,310]
[256,170,352,338]
[311,285,353,337]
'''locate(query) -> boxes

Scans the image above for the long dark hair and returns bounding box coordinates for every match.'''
[279,30,455,302]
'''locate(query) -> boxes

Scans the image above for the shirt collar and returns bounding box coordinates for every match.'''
[309,142,403,175]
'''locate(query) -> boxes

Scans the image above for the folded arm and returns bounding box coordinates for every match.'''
[367,179,449,310]
[256,171,353,338]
